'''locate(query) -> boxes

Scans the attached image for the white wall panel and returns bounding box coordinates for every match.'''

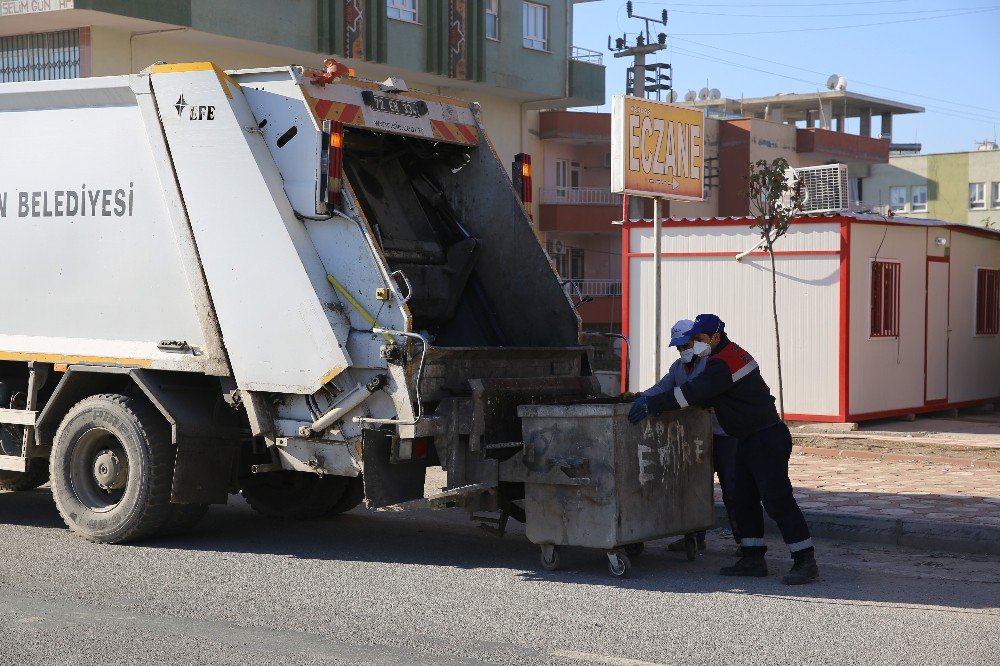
[629,222,840,255]
[947,232,1000,402]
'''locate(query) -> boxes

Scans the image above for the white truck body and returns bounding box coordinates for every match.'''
[0,63,594,542]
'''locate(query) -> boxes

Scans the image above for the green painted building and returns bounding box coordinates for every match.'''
[0,0,605,193]
[859,145,1000,229]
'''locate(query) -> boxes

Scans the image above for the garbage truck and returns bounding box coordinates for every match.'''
[0,63,714,572]
[0,60,605,543]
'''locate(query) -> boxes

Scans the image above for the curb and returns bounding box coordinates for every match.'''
[714,503,1000,556]
[790,444,1000,469]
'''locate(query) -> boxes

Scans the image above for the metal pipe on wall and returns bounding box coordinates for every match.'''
[653,196,662,379]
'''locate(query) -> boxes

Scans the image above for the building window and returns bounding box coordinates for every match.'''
[523,2,548,50]
[870,260,900,338]
[555,159,568,197]
[970,182,985,209]
[387,0,418,22]
[0,29,81,83]
[992,182,1000,209]
[486,0,500,40]
[889,186,907,213]
[976,268,1000,335]
[911,185,927,212]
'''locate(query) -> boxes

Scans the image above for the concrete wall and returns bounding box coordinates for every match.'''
[848,224,927,416]
[865,150,1000,227]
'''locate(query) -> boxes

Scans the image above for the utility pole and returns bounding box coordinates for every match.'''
[608,2,671,379]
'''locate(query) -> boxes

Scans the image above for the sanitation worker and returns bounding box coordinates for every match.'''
[628,314,818,585]
[635,319,742,556]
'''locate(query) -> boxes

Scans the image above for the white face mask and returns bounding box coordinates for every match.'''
[679,347,696,363]
[692,340,712,358]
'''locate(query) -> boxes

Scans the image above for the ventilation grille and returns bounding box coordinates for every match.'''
[785,164,850,214]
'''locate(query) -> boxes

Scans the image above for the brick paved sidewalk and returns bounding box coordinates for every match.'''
[715,453,1000,529]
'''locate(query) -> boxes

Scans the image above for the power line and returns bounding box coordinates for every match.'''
[669,5,998,19]
[666,46,1000,125]
[670,36,1000,118]
[670,6,998,36]
[634,1,925,6]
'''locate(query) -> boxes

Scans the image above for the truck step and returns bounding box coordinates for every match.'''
[376,483,495,512]
[0,455,27,472]
[0,408,36,426]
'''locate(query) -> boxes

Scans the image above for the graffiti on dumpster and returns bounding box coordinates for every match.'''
[638,419,705,487]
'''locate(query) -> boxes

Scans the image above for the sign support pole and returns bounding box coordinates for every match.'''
[653,196,662,379]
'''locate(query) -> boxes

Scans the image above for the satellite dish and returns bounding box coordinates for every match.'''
[826,74,839,90]
[684,90,697,102]
[835,76,847,91]
[698,87,710,101]
[709,88,721,100]
[668,90,679,103]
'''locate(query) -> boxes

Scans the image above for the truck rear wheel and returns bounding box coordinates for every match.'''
[324,474,365,515]
[51,394,174,543]
[241,472,350,519]
[0,425,49,491]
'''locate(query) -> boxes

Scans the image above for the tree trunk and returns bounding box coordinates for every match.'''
[768,239,785,419]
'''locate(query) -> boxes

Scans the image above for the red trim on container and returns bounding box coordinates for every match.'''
[839,221,851,420]
[621,223,630,393]
[846,397,1000,422]
[783,413,846,423]
[625,250,838,259]
[927,256,950,263]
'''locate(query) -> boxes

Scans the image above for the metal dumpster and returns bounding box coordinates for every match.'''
[517,402,714,577]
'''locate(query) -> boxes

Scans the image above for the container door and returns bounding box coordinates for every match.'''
[925,259,949,402]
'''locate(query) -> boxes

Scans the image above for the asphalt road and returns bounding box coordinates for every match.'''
[0,487,997,666]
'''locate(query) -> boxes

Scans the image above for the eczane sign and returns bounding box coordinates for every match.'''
[611,95,705,201]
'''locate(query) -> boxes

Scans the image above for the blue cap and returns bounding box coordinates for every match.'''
[688,313,725,337]
[668,319,694,346]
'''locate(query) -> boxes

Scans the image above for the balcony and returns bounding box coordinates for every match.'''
[541,187,622,206]
[797,128,890,164]
[570,46,604,66]
[538,110,610,143]
[539,187,622,233]
[561,280,623,326]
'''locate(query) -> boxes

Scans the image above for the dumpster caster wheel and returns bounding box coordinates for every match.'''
[607,551,631,578]
[623,542,644,557]
[684,535,698,562]
[540,545,561,571]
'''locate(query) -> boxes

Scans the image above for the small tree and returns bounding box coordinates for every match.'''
[743,158,805,419]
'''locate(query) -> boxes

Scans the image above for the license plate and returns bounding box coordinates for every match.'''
[364,93,423,118]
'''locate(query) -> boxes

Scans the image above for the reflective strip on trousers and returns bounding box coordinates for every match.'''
[741,537,766,547]
[788,538,814,552]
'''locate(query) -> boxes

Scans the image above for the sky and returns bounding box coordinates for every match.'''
[572,0,1000,154]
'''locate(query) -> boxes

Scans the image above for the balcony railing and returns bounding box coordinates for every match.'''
[562,279,623,298]
[541,187,623,205]
[571,46,603,65]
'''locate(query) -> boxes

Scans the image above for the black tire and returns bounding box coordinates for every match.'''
[159,503,210,538]
[324,474,365,515]
[540,546,561,571]
[51,394,174,544]
[608,552,631,578]
[241,472,350,519]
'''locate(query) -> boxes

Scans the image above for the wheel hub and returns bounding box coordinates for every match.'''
[93,448,127,491]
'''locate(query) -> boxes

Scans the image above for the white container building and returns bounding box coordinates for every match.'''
[622,213,1000,422]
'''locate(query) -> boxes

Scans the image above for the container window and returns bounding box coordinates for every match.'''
[871,260,900,338]
[523,2,548,50]
[976,268,1000,335]
[0,29,81,83]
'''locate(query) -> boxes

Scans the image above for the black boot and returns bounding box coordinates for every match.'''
[782,550,819,585]
[719,555,768,577]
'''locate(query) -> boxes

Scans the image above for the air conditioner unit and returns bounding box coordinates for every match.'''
[784,164,850,214]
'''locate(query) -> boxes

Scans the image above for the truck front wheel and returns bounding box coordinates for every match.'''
[51,394,174,543]
[241,472,352,519]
